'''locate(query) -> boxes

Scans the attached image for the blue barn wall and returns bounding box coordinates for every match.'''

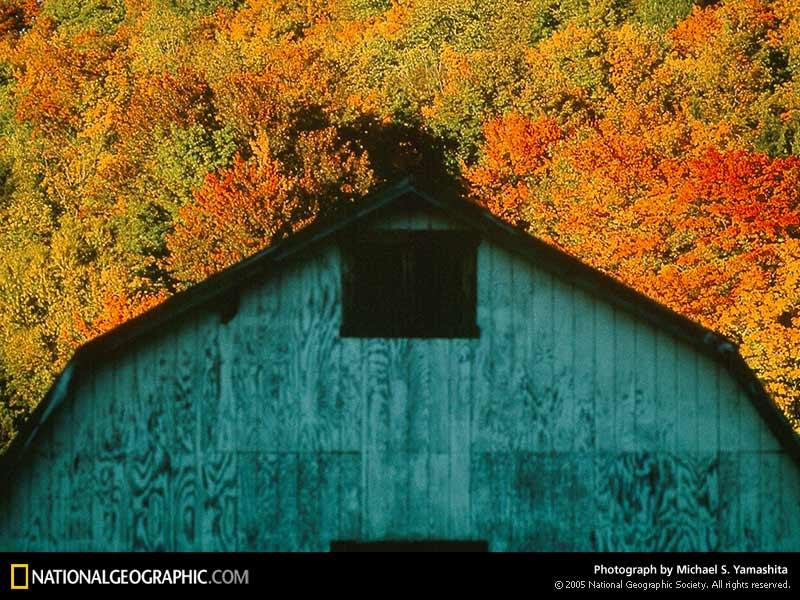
[0,203,798,551]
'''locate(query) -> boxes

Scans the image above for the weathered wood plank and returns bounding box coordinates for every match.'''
[256,274,287,452]
[780,454,800,551]
[199,451,237,551]
[68,374,95,550]
[361,334,394,540]
[472,243,492,451]
[594,301,615,452]
[552,279,575,451]
[738,386,763,452]
[339,334,363,454]
[256,453,281,550]
[407,451,429,538]
[429,452,450,538]
[197,311,221,452]
[408,340,432,455]
[407,207,431,229]
[760,451,783,551]
[296,454,321,551]
[318,454,340,550]
[634,322,657,450]
[550,454,577,550]
[428,339,450,453]
[48,377,72,550]
[222,287,264,453]
[287,251,342,452]
[173,323,198,551]
[573,453,596,550]
[216,312,240,454]
[739,452,761,551]
[695,454,719,551]
[655,330,678,451]
[368,205,456,230]
[236,452,270,551]
[339,452,361,540]
[697,357,719,453]
[490,245,514,450]
[515,452,553,550]
[594,452,720,551]
[388,340,411,452]
[129,335,174,551]
[365,338,391,457]
[509,253,535,450]
[530,268,556,451]
[94,364,129,551]
[470,452,494,548]
[676,346,698,453]
[26,425,52,551]
[318,247,344,451]
[573,290,595,452]
[615,311,636,451]
[128,443,170,551]
[278,263,301,451]
[717,452,741,551]
[449,338,472,538]
[364,449,391,539]
[718,369,741,451]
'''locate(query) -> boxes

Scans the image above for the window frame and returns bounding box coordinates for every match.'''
[339,229,481,339]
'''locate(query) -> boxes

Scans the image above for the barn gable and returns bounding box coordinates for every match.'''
[1,177,799,551]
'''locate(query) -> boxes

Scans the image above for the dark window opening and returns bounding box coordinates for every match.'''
[330,540,488,552]
[340,230,480,338]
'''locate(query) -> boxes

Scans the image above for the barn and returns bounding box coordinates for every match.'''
[1,177,799,552]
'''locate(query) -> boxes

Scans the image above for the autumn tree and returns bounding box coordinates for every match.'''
[2,0,800,449]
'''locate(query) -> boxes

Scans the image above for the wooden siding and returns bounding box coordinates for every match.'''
[1,204,799,551]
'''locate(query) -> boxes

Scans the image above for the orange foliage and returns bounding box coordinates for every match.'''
[466,114,562,223]
[74,289,169,341]
[167,129,374,283]
[468,111,800,421]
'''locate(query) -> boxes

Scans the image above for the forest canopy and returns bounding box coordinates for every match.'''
[1,0,800,449]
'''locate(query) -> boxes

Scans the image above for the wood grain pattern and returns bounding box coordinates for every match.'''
[615,311,636,451]
[594,301,616,452]
[573,289,595,452]
[676,344,699,453]
[655,330,678,451]
[2,211,799,552]
[173,323,198,550]
[552,279,575,452]
[68,375,94,550]
[635,322,658,450]
[199,451,237,551]
[94,364,129,551]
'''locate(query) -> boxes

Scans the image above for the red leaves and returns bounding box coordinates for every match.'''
[467,110,800,422]
[674,148,800,242]
[74,289,168,341]
[166,129,374,284]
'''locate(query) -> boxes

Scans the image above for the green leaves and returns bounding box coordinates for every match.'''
[1,0,800,451]
[42,0,127,34]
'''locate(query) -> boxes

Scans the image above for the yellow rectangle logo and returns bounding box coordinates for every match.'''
[10,564,28,590]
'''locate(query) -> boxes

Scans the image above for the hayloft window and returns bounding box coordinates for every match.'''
[340,230,480,338]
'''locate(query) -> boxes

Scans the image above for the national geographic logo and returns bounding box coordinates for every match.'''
[6,564,248,587]
[10,564,29,590]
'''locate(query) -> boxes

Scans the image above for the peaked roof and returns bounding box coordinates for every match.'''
[2,176,800,472]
